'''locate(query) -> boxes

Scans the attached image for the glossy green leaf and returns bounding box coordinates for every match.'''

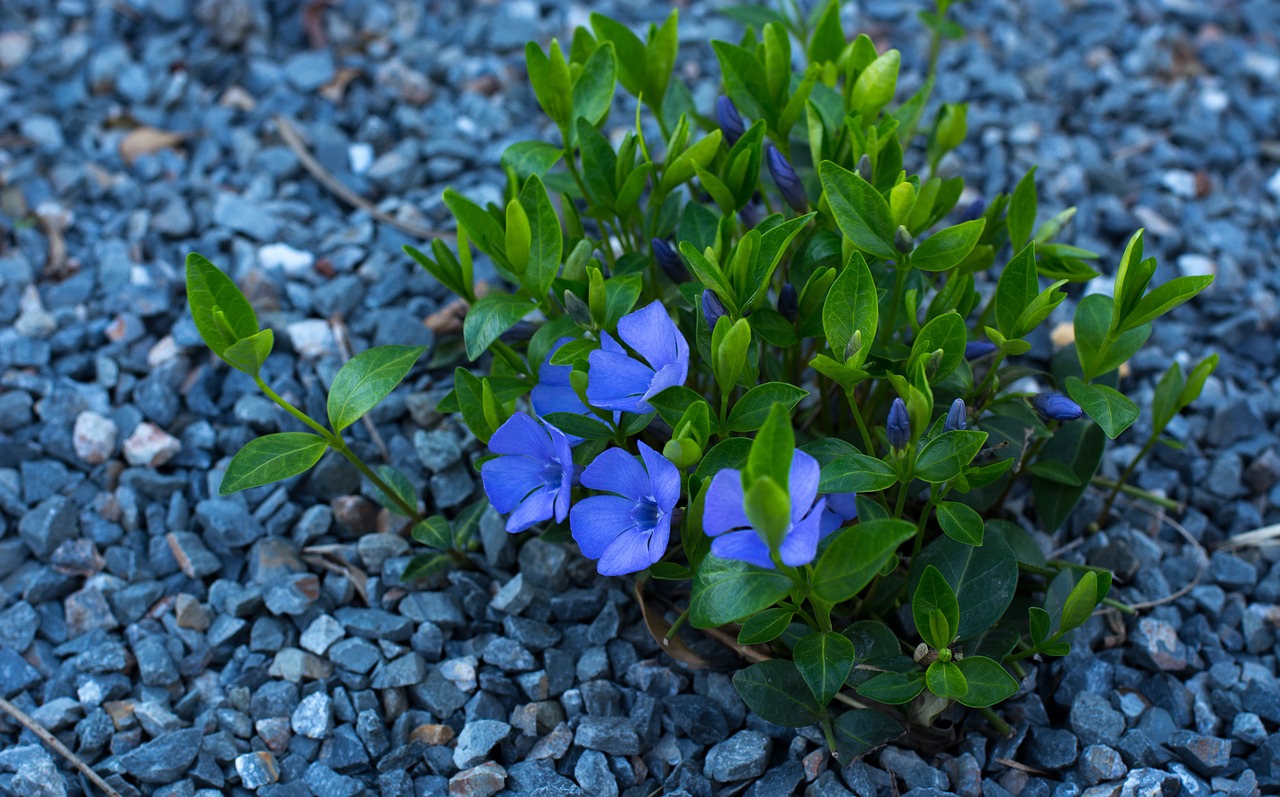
[411,515,453,549]
[818,453,899,493]
[663,130,724,192]
[737,608,794,645]
[220,433,328,494]
[689,555,795,628]
[1074,293,1151,380]
[925,660,967,700]
[1031,420,1105,530]
[912,532,1018,639]
[911,219,986,272]
[1058,570,1101,635]
[590,13,645,96]
[908,311,966,383]
[811,519,915,604]
[462,295,535,362]
[832,709,902,760]
[500,140,564,178]
[444,189,508,268]
[571,41,616,127]
[732,660,821,727]
[373,465,417,517]
[1121,275,1214,333]
[541,412,614,440]
[953,656,1018,707]
[914,430,987,484]
[185,252,260,359]
[1065,377,1139,439]
[856,670,925,705]
[728,383,809,433]
[819,161,895,259]
[1007,166,1037,248]
[221,328,274,377]
[913,565,960,649]
[823,251,878,365]
[327,345,426,433]
[794,631,856,705]
[994,242,1037,340]
[935,501,983,546]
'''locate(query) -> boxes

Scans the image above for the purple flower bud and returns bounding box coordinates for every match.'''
[702,290,727,329]
[964,341,998,359]
[887,398,910,450]
[717,96,747,147]
[651,238,688,283]
[777,283,798,323]
[944,398,967,432]
[766,144,808,213]
[959,198,987,223]
[1030,392,1084,422]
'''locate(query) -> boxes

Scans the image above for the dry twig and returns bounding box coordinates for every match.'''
[0,696,124,797]
[273,115,454,241]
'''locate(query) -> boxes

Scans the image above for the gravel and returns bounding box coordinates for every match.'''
[0,0,1278,794]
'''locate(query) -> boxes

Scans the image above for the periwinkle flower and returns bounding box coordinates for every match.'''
[820,492,859,536]
[1030,392,1084,422]
[965,340,998,359]
[703,449,828,568]
[480,412,577,533]
[944,398,967,432]
[702,290,727,329]
[887,397,911,450]
[570,443,679,575]
[766,144,808,213]
[651,238,688,283]
[777,283,798,323]
[531,337,590,444]
[716,96,746,147]
[587,301,689,414]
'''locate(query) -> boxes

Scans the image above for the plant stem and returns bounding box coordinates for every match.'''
[848,390,876,455]
[881,264,908,344]
[255,376,335,441]
[1102,597,1136,615]
[1095,435,1161,523]
[977,707,1011,736]
[331,440,422,521]
[1093,475,1180,513]
[893,482,909,520]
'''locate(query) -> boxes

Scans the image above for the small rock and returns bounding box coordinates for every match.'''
[1070,692,1125,746]
[1028,726,1080,771]
[574,750,618,797]
[18,496,78,560]
[705,730,771,783]
[415,428,462,472]
[1131,618,1192,672]
[287,319,336,358]
[371,653,427,689]
[122,422,181,467]
[268,648,333,682]
[291,692,333,739]
[300,615,345,655]
[1167,731,1232,777]
[119,728,203,783]
[449,761,506,797]
[574,716,642,756]
[72,411,117,465]
[258,243,314,275]
[235,751,279,789]
[1078,745,1127,785]
[453,720,511,769]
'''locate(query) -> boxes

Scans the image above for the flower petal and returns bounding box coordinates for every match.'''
[569,494,638,559]
[780,497,827,567]
[586,348,655,413]
[788,450,821,524]
[648,511,673,563]
[642,361,688,403]
[532,382,587,418]
[617,301,681,370]
[480,455,545,514]
[827,492,859,520]
[703,468,751,538]
[597,528,659,576]
[638,442,680,512]
[505,487,557,533]
[711,529,774,569]
[537,337,577,386]
[581,447,651,500]
[488,412,556,460]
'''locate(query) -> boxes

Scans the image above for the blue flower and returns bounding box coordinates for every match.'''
[944,398,967,432]
[1030,392,1084,421]
[480,412,577,533]
[532,337,591,445]
[820,492,859,537]
[716,96,746,147]
[587,301,689,414]
[766,144,808,213]
[777,283,798,323]
[887,397,911,450]
[702,450,828,568]
[964,340,997,359]
[651,238,688,283]
[570,443,680,576]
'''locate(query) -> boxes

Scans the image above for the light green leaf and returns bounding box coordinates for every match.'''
[913,565,960,649]
[911,219,986,272]
[1007,166,1037,248]
[925,660,967,700]
[935,501,984,546]
[443,189,508,268]
[221,328,274,377]
[728,383,809,433]
[220,433,328,494]
[995,242,1037,340]
[185,252,260,359]
[953,656,1018,707]
[1120,275,1214,333]
[914,430,987,484]
[500,140,565,178]
[856,670,926,705]
[823,251,878,365]
[1065,377,1139,439]
[462,295,535,361]
[819,161,896,259]
[818,452,899,493]
[571,42,616,127]
[327,345,427,433]
[518,175,563,299]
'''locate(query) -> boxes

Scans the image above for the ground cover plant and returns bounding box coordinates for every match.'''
[184,0,1216,760]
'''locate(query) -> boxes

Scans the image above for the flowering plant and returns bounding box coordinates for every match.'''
[183,0,1217,758]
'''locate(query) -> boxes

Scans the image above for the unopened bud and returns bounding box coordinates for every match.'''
[925,348,944,379]
[663,437,703,470]
[716,96,746,148]
[944,398,967,432]
[936,102,968,152]
[1030,392,1084,422]
[857,153,873,183]
[777,283,798,323]
[702,290,727,329]
[564,290,593,328]
[651,238,689,283]
[964,340,998,359]
[766,144,808,213]
[894,225,914,253]
[959,198,986,223]
[887,397,911,451]
[844,329,863,363]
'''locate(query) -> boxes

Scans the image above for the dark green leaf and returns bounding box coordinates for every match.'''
[908,311,966,383]
[542,412,614,440]
[400,552,451,582]
[694,438,753,483]
[732,660,821,727]
[1065,377,1139,439]
[914,430,987,483]
[462,295,535,361]
[411,516,453,549]
[995,242,1038,341]
[518,175,563,299]
[823,251,878,364]
[1031,420,1105,530]
[444,189,507,267]
[831,709,902,760]
[953,656,1018,707]
[589,14,645,96]
[856,670,925,705]
[1026,460,1083,487]
[690,555,795,628]
[794,631,856,705]
[935,501,983,546]
[728,383,809,433]
[737,608,794,644]
[911,219,986,272]
[1058,570,1099,635]
[374,465,417,517]
[912,532,1018,639]
[1007,166,1037,248]
[925,660,967,700]
[913,565,960,649]
[819,161,895,259]
[185,252,260,360]
[811,519,916,603]
[327,345,427,433]
[220,433,328,494]
[818,453,899,493]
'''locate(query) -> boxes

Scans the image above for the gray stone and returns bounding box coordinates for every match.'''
[574,750,617,797]
[705,730,771,783]
[453,719,511,769]
[482,638,536,672]
[303,762,362,797]
[334,607,412,641]
[1131,618,1193,672]
[880,747,949,791]
[12,750,65,797]
[1027,726,1079,771]
[234,752,279,790]
[1078,745,1127,785]
[414,428,461,472]
[1167,731,1232,777]
[575,715,641,756]
[328,637,381,675]
[371,653,427,689]
[398,591,464,629]
[119,728,204,783]
[0,601,39,652]
[284,50,335,91]
[1210,551,1257,588]
[291,692,333,739]
[213,193,280,241]
[1069,692,1125,746]
[518,539,570,591]
[1230,712,1267,746]
[299,615,344,655]
[195,499,265,549]
[449,762,506,797]
[18,496,78,559]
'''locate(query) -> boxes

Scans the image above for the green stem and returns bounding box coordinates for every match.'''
[892,481,909,520]
[881,264,908,345]
[977,707,1011,737]
[331,440,422,521]
[970,350,1007,413]
[1095,435,1162,522]
[255,376,335,442]
[1048,559,1111,575]
[1102,597,1136,615]
[848,389,876,455]
[665,608,690,640]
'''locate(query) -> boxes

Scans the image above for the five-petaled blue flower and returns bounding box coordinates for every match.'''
[703,449,828,568]
[587,301,689,414]
[820,492,859,537]
[570,443,680,576]
[480,412,577,533]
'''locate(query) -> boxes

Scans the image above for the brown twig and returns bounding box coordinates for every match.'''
[328,314,391,463]
[1117,498,1207,613]
[0,696,124,797]
[273,115,455,241]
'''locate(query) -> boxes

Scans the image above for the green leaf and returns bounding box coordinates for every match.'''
[914,430,987,484]
[818,453,899,493]
[737,608,794,645]
[571,42,616,127]
[1031,420,1105,531]
[1074,293,1151,381]
[501,140,564,178]
[577,119,618,207]
[819,161,895,259]
[913,565,960,649]
[689,555,795,627]
[1029,607,1052,645]
[518,175,563,299]
[1065,377,1139,439]
[462,295,535,361]
[912,532,1018,639]
[648,386,706,430]
[185,252,260,359]
[405,244,467,300]
[849,49,900,119]
[1110,229,1150,329]
[650,561,692,581]
[831,709,902,760]
[1011,279,1069,339]
[643,10,679,110]
[411,516,453,549]
[1007,166,1037,248]
[1026,460,1083,487]
[590,13,645,96]
[794,631,856,705]
[219,433,328,494]
[953,656,1018,708]
[935,501,983,546]
[746,402,795,490]
[452,497,489,548]
[327,345,426,433]
[911,219,986,272]
[811,519,916,604]
[823,251,878,365]
[925,660,967,700]
[221,328,274,377]
[662,130,724,192]
[856,670,925,705]
[541,412,614,440]
[694,438,753,483]
[374,465,417,517]
[680,242,739,316]
[728,383,809,433]
[732,660,821,727]
[444,189,508,268]
[908,312,966,383]
[995,242,1038,341]
[744,214,815,310]
[1058,571,1100,635]
[1121,275,1214,333]
[712,40,773,121]
[400,552,451,583]
[808,0,845,64]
